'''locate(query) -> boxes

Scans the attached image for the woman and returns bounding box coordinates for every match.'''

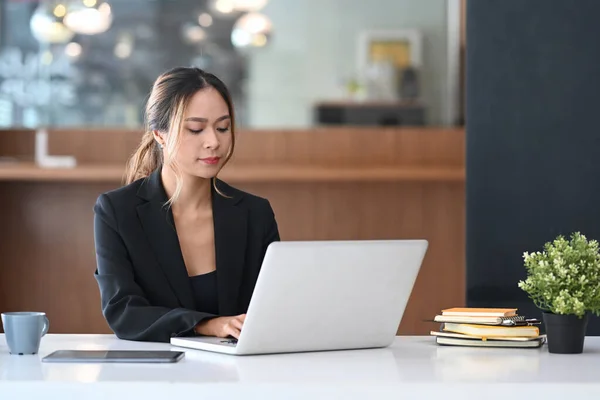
[93,67,280,343]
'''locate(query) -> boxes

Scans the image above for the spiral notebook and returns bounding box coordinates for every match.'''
[433,314,541,326]
[434,335,546,348]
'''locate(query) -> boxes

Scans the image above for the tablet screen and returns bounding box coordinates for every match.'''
[42,350,185,363]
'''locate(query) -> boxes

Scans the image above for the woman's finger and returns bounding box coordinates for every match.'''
[230,318,244,331]
[226,325,241,339]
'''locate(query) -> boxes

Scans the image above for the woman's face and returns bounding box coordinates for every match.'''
[161,87,232,179]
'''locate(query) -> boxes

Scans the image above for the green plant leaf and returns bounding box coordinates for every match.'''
[518,232,600,318]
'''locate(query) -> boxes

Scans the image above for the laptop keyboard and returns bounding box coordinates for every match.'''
[220,338,238,346]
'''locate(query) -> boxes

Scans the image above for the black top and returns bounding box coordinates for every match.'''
[189,271,219,315]
[92,168,280,343]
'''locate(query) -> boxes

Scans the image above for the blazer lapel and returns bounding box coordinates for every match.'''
[212,180,247,316]
[136,169,196,310]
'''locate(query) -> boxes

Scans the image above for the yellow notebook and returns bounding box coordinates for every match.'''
[441,307,517,317]
[442,323,539,338]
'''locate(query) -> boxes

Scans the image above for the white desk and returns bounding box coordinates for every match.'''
[1,334,600,399]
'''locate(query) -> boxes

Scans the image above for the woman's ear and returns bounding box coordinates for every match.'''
[152,130,165,148]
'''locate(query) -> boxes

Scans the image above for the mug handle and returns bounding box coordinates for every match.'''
[41,316,50,337]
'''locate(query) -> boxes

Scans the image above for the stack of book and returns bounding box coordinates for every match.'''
[430,307,546,348]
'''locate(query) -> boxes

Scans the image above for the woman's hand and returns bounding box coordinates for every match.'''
[194,314,246,339]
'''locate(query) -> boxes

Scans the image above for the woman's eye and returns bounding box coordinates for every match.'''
[217,127,230,133]
[189,129,203,134]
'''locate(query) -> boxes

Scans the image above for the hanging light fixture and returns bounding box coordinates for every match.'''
[231,0,268,12]
[30,2,75,44]
[63,0,113,35]
[198,13,213,27]
[231,12,272,49]
[65,42,83,58]
[208,0,238,19]
[181,24,206,45]
[114,32,135,59]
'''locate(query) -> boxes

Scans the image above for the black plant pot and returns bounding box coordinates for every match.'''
[543,312,589,354]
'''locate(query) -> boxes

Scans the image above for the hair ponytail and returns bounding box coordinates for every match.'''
[124,131,162,184]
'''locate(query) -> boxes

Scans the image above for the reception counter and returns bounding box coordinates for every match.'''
[2,334,599,400]
[0,127,465,335]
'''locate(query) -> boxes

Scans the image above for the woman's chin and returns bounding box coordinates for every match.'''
[192,164,222,179]
[176,160,224,180]
[193,172,218,180]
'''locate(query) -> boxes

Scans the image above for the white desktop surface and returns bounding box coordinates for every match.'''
[1,334,600,399]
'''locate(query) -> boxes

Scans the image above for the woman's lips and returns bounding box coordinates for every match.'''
[199,157,220,165]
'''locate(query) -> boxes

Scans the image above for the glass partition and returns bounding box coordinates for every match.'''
[0,0,459,129]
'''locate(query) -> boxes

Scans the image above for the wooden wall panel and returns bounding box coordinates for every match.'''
[3,127,465,167]
[0,127,465,335]
[0,130,35,160]
[237,182,465,335]
[0,182,115,333]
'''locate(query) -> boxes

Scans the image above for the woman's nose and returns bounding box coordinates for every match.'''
[204,129,220,149]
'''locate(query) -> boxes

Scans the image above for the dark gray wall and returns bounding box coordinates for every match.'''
[466,0,600,333]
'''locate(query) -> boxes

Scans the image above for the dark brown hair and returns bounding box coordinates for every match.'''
[124,67,236,202]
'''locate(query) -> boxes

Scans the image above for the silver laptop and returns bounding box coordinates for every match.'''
[170,239,428,356]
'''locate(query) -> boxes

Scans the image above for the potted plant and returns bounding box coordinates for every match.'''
[518,232,600,354]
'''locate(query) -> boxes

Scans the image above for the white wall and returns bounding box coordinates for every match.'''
[245,0,448,128]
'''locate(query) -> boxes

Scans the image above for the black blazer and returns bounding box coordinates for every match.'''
[93,168,280,342]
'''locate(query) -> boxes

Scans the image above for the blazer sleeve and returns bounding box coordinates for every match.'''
[263,199,281,249]
[93,194,213,343]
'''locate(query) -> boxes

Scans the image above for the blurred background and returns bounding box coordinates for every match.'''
[0,0,467,336]
[39,0,600,339]
[0,0,464,129]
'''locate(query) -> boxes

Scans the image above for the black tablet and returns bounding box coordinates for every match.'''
[41,350,185,363]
